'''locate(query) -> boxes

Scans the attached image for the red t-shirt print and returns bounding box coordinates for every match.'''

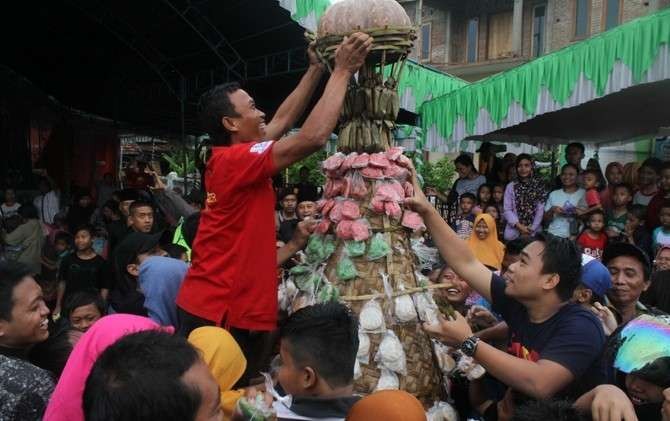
[577,231,608,260]
[176,141,278,331]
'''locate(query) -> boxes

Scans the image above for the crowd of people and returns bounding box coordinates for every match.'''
[0,32,670,421]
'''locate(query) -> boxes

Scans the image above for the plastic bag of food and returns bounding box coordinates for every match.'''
[394,283,417,323]
[341,152,358,172]
[357,330,371,364]
[369,152,391,168]
[426,401,459,421]
[352,152,370,168]
[345,240,366,257]
[314,218,331,235]
[386,146,404,161]
[382,163,409,180]
[410,239,440,272]
[374,181,403,202]
[374,368,399,391]
[375,330,407,375]
[354,359,362,380]
[351,219,371,241]
[360,299,385,333]
[348,170,368,200]
[413,291,440,325]
[305,234,336,264]
[317,281,340,303]
[367,232,391,261]
[335,220,354,240]
[457,354,486,380]
[384,201,402,220]
[235,394,276,421]
[370,196,385,214]
[402,210,426,231]
[329,199,344,223]
[278,279,298,311]
[433,341,456,374]
[322,152,345,172]
[341,200,361,220]
[361,166,384,179]
[336,255,358,282]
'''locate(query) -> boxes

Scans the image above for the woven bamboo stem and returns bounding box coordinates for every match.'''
[340,282,451,301]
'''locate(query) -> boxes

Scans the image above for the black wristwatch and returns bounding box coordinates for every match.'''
[460,336,480,357]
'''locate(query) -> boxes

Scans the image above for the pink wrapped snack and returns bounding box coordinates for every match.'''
[402,210,426,231]
[315,218,331,235]
[370,196,385,213]
[384,201,402,220]
[403,181,414,198]
[321,199,335,218]
[329,200,344,223]
[361,167,384,179]
[330,179,345,197]
[341,152,358,172]
[323,152,345,172]
[341,200,361,220]
[369,152,391,168]
[343,177,352,198]
[349,171,368,200]
[351,219,371,241]
[386,146,404,161]
[352,153,370,169]
[389,180,405,199]
[335,220,354,240]
[383,163,409,180]
[374,182,403,202]
[396,154,412,168]
[316,199,326,211]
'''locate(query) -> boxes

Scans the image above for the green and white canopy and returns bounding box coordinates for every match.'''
[277,0,467,114]
[421,8,670,152]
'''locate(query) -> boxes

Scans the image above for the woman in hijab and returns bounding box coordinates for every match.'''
[44,314,173,421]
[188,326,247,420]
[503,154,547,241]
[346,390,427,421]
[468,213,505,271]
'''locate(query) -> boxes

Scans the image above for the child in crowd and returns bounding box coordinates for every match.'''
[572,256,612,311]
[620,204,653,259]
[40,231,72,311]
[600,162,624,209]
[492,183,505,209]
[55,224,112,317]
[474,184,492,214]
[544,164,586,239]
[467,214,505,271]
[652,201,670,252]
[647,162,670,229]
[577,210,608,260]
[484,204,504,241]
[634,158,662,206]
[274,302,360,419]
[606,183,633,239]
[655,246,670,272]
[62,291,106,332]
[582,169,603,213]
[451,192,476,240]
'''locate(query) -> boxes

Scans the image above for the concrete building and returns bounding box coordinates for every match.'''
[400,0,670,81]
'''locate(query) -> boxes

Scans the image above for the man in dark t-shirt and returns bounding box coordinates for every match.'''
[407,174,606,417]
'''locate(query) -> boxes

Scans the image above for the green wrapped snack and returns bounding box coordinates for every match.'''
[236,395,275,420]
[289,265,311,276]
[318,283,341,303]
[306,234,337,264]
[344,240,366,257]
[367,233,391,261]
[336,256,358,281]
[290,265,313,291]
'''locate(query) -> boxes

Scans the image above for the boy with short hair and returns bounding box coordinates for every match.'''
[605,183,633,239]
[620,204,653,259]
[572,256,612,310]
[652,201,670,252]
[55,225,112,317]
[275,302,360,420]
[451,192,476,240]
[582,169,603,213]
[577,210,608,260]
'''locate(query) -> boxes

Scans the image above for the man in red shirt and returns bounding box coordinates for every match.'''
[176,34,372,381]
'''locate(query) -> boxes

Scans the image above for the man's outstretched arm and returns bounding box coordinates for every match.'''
[264,44,325,141]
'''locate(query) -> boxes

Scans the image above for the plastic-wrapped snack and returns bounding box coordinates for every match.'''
[351,219,371,242]
[289,265,312,291]
[329,199,344,223]
[433,341,457,373]
[278,279,298,311]
[322,152,345,172]
[367,232,391,261]
[374,181,403,202]
[314,218,331,235]
[352,152,370,168]
[396,154,412,168]
[335,220,354,240]
[345,240,366,257]
[341,152,358,172]
[410,239,440,272]
[457,354,486,380]
[341,200,361,220]
[360,299,385,333]
[394,285,417,323]
[375,367,399,391]
[349,171,368,200]
[369,152,391,168]
[317,282,340,303]
[336,256,358,282]
[375,330,407,375]
[361,166,384,179]
[385,146,404,161]
[401,210,426,231]
[426,401,459,421]
[370,195,385,214]
[357,330,371,364]
[235,394,276,421]
[382,163,409,180]
[413,292,440,325]
[305,234,336,264]
[384,201,402,220]
[414,270,430,288]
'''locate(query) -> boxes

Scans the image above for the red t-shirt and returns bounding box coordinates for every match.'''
[585,188,601,207]
[176,141,278,330]
[577,231,608,260]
